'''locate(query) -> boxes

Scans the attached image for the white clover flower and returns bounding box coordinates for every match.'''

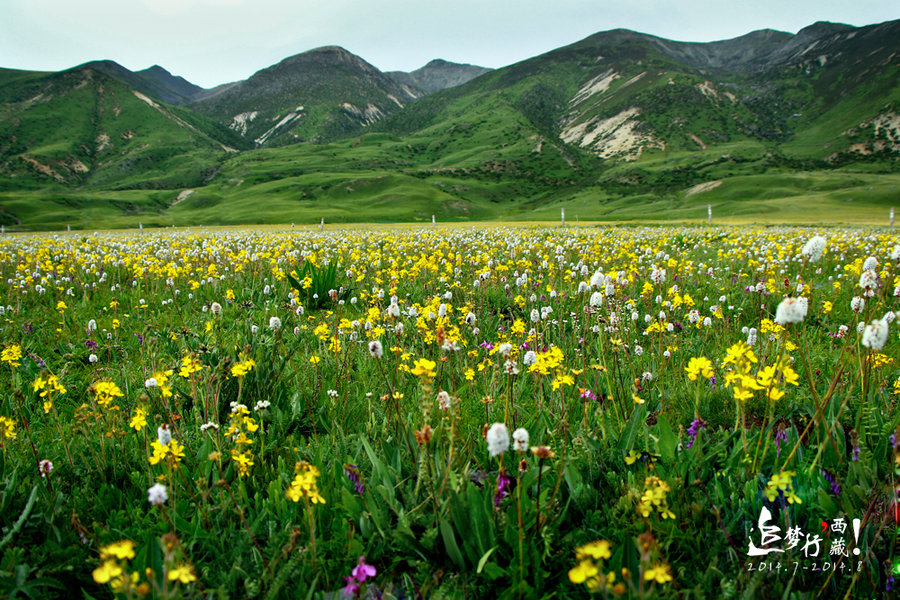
[689,310,700,324]
[650,268,666,285]
[857,321,866,334]
[368,340,383,359]
[89,353,98,364]
[634,345,643,356]
[157,424,172,447]
[268,316,282,330]
[837,325,849,338]
[604,283,615,297]
[148,483,168,506]
[530,309,540,323]
[590,271,604,288]
[663,350,671,358]
[884,311,896,324]
[486,423,510,458]
[504,360,519,375]
[862,319,889,350]
[87,319,97,331]
[513,428,529,452]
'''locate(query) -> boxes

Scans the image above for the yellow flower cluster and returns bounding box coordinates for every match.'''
[230,354,257,378]
[1,344,22,368]
[721,341,761,402]
[410,357,437,379]
[33,373,66,413]
[129,406,148,431]
[0,415,17,443]
[684,356,713,381]
[286,461,326,504]
[92,540,143,594]
[568,540,624,594]
[637,476,676,519]
[92,381,124,408]
[527,346,564,375]
[225,404,258,477]
[149,438,186,467]
[178,355,204,378]
[764,470,802,504]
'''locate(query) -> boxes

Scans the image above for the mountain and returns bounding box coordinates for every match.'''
[388,59,492,94]
[0,64,241,190]
[0,21,898,229]
[189,46,424,146]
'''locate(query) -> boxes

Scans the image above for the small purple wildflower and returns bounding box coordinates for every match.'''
[852,443,860,461]
[775,428,788,458]
[685,419,707,450]
[84,339,98,349]
[820,469,841,496]
[494,470,512,507]
[344,464,364,494]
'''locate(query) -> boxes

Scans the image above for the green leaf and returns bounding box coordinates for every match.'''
[440,518,465,568]
[476,546,498,574]
[657,414,677,461]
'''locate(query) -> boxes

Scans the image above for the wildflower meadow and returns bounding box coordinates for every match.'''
[1,225,899,599]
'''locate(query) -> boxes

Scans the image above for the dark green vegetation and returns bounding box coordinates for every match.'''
[1,21,899,229]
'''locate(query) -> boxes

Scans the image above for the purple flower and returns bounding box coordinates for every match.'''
[135,333,144,345]
[820,469,841,496]
[775,428,788,458]
[351,557,376,582]
[852,444,860,461]
[685,419,707,450]
[344,464,364,494]
[343,577,360,597]
[708,375,716,390]
[494,470,512,507]
[84,339,98,349]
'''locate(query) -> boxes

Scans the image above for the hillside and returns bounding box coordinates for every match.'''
[388,59,492,94]
[190,46,423,146]
[0,21,898,229]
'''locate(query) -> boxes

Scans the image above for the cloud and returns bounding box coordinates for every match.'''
[143,0,244,17]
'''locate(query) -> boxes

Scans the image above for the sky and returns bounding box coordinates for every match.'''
[1,0,897,89]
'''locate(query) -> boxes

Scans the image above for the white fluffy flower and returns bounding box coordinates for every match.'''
[523,350,537,366]
[861,319,889,350]
[145,377,158,389]
[800,236,826,262]
[589,271,604,288]
[512,428,529,452]
[89,353,98,364]
[589,291,603,308]
[437,390,451,411]
[747,327,758,346]
[774,297,806,325]
[268,316,282,330]
[87,319,97,331]
[863,256,878,272]
[465,312,477,326]
[486,423,510,457]
[251,325,259,334]
[148,483,168,506]
[498,343,513,357]
[891,246,900,261]
[211,302,222,315]
[368,340,383,359]
[650,268,666,285]
[851,297,865,313]
[157,424,172,447]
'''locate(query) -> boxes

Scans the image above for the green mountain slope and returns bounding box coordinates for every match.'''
[189,46,424,146]
[0,21,898,229]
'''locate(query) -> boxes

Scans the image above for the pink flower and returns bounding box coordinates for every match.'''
[352,556,376,582]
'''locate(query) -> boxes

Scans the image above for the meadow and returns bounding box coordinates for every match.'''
[0,224,898,599]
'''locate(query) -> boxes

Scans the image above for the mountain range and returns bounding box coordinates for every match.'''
[0,20,898,229]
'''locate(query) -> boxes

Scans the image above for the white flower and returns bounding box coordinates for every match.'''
[498,343,513,357]
[530,309,540,323]
[650,268,666,285]
[837,325,849,338]
[504,360,519,375]
[851,297,865,313]
[800,236,826,262]
[604,283,615,297]
[465,312,476,325]
[39,459,53,478]
[884,311,896,324]
[437,391,451,411]
[747,328,758,346]
[157,424,172,447]
[200,422,219,432]
[774,297,806,325]
[863,256,878,272]
[148,483,168,506]
[293,326,301,336]
[512,428,529,452]
[688,310,700,324]
[211,302,222,315]
[368,340,383,358]
[891,246,900,261]
[634,345,643,356]
[268,316,282,330]
[862,319,889,350]
[523,350,537,366]
[87,319,97,331]
[589,292,603,308]
[702,317,712,327]
[327,389,339,398]
[254,400,271,411]
[145,377,158,389]
[251,325,259,334]
[486,423,510,458]
[89,353,98,364]
[589,271,604,288]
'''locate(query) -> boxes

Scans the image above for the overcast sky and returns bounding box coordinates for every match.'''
[1,0,897,89]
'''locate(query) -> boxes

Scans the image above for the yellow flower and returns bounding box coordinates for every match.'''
[410,358,437,379]
[1,344,23,368]
[685,356,714,381]
[100,540,136,560]
[56,301,68,311]
[168,563,197,584]
[464,368,475,381]
[576,540,612,561]
[0,416,17,441]
[644,563,673,584]
[179,355,204,378]
[231,450,254,477]
[92,560,123,584]
[129,407,147,431]
[93,381,124,408]
[286,461,326,504]
[568,559,599,585]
